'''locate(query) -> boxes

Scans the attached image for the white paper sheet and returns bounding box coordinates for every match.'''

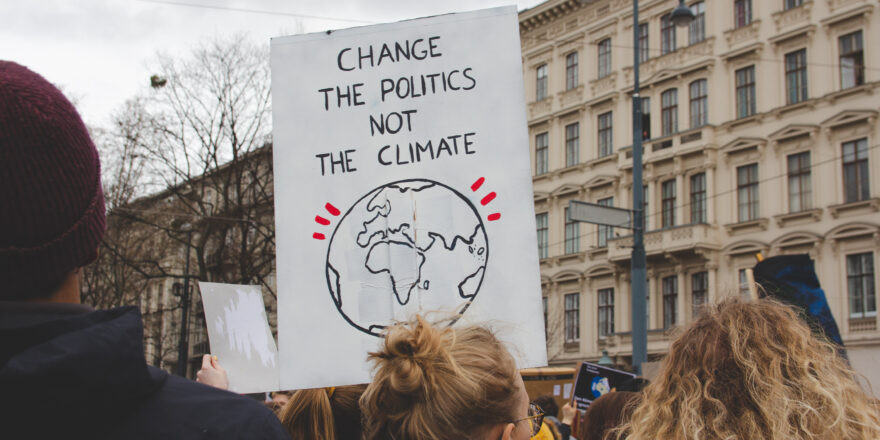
[199,282,280,393]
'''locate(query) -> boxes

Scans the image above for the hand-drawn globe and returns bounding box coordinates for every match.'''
[325,179,488,336]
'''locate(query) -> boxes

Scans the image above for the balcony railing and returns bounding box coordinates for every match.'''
[607,223,720,262]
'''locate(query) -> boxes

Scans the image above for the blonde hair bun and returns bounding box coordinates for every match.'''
[360,315,522,440]
[377,316,447,397]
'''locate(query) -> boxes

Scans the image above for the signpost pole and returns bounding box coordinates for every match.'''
[630,0,647,376]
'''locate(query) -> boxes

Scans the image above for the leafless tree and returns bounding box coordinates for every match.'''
[81,35,277,372]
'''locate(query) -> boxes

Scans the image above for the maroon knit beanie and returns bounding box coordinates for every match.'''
[0,61,106,300]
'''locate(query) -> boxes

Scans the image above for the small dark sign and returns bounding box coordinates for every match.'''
[571,361,636,411]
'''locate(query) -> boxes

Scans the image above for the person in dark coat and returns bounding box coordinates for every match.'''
[0,60,289,439]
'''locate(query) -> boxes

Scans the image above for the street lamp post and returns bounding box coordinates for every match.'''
[630,0,692,375]
[176,228,193,377]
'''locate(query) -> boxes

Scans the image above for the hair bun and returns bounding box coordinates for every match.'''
[375,316,448,397]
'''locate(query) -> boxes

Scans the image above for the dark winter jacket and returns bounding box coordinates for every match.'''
[0,301,289,439]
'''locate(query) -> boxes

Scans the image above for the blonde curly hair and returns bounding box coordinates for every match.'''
[615,298,880,440]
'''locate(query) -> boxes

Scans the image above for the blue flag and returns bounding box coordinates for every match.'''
[753,254,846,357]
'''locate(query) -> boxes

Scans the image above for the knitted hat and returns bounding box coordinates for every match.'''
[0,61,106,300]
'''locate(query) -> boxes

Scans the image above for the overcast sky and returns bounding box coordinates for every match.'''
[1,0,545,127]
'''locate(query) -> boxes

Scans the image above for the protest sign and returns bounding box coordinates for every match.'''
[199,282,280,393]
[271,6,545,389]
[572,362,636,411]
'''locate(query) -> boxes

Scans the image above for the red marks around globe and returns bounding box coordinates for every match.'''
[314,203,342,240]
[471,177,485,192]
[470,176,501,222]
[480,192,496,206]
[325,203,341,216]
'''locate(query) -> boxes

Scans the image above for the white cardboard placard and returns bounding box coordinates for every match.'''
[271,6,546,390]
[198,282,280,393]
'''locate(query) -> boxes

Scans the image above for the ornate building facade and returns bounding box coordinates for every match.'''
[519,0,879,389]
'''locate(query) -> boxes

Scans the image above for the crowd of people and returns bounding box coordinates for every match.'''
[3,60,880,439]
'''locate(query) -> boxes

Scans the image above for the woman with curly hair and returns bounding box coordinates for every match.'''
[615,298,880,440]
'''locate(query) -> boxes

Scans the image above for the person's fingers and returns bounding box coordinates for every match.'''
[202,354,212,369]
[211,355,219,368]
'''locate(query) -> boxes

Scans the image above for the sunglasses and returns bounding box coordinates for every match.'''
[512,403,545,437]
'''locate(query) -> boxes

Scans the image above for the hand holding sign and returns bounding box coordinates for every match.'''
[196,355,229,390]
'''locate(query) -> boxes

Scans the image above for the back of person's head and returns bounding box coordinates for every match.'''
[533,395,559,419]
[618,298,880,440]
[360,315,524,440]
[0,61,105,300]
[579,391,640,440]
[280,384,366,440]
[615,377,649,392]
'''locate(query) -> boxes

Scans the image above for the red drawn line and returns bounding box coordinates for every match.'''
[471,177,485,192]
[313,232,326,240]
[488,213,501,221]
[480,192,496,206]
[315,215,330,226]
[325,203,341,216]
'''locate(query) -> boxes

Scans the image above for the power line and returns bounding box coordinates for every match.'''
[521,34,880,73]
[537,141,880,252]
[135,0,379,24]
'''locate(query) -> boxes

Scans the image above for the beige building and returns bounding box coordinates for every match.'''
[519,0,880,389]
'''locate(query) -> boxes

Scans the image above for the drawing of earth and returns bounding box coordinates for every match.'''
[325,179,488,336]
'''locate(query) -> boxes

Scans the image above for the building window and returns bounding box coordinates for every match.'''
[565,122,579,167]
[785,49,808,105]
[535,133,548,175]
[638,23,650,63]
[661,13,676,55]
[735,0,752,28]
[690,173,706,223]
[737,164,759,222]
[848,253,876,318]
[597,197,614,247]
[663,276,678,328]
[536,213,548,259]
[564,293,580,343]
[661,180,676,228]
[661,88,678,136]
[739,268,750,297]
[735,66,756,119]
[689,79,708,128]
[689,1,706,45]
[692,272,708,317]
[843,138,870,203]
[536,64,548,101]
[564,207,579,254]
[565,52,579,90]
[598,288,615,337]
[598,111,613,157]
[598,38,612,78]
[787,152,812,213]
[840,31,864,90]
[640,97,651,140]
[785,0,803,10]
